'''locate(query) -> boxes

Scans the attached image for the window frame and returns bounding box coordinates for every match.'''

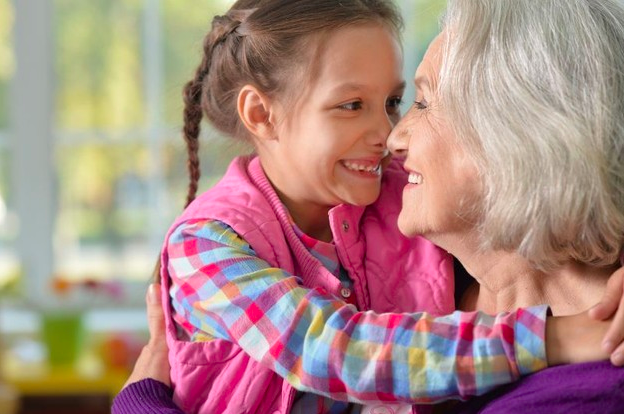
[12,0,56,309]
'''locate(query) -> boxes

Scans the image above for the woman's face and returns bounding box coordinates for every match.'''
[387,33,482,242]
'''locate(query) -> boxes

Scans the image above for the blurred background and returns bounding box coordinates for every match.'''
[0,0,445,412]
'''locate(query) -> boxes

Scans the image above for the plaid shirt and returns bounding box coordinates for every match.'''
[168,219,547,409]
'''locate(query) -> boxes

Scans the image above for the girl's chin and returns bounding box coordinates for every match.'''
[334,179,381,206]
[342,192,381,207]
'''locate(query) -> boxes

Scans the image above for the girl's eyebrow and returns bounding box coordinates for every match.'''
[329,80,407,95]
[394,80,407,91]
[329,82,367,95]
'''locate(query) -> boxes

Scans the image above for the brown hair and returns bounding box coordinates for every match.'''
[181,0,403,207]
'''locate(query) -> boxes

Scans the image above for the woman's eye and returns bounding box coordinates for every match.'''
[339,101,363,111]
[386,96,404,114]
[414,99,428,110]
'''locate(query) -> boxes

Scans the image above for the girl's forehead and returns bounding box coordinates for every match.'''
[312,25,403,81]
[275,24,403,108]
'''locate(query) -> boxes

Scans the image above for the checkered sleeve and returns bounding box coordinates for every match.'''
[167,219,548,403]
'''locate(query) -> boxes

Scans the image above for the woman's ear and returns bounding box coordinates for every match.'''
[237,85,277,141]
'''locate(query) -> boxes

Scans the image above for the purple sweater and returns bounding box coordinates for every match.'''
[112,361,624,413]
[452,361,624,414]
[111,379,183,414]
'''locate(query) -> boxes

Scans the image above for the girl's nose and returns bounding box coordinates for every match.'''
[367,109,394,149]
[387,119,409,157]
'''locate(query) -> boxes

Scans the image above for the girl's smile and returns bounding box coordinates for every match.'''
[340,156,387,178]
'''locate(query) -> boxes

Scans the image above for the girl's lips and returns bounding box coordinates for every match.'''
[341,158,384,176]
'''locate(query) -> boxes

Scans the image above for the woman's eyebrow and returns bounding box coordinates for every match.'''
[414,76,430,91]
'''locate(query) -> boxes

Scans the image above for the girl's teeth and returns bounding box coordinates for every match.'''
[408,173,423,184]
[343,161,381,175]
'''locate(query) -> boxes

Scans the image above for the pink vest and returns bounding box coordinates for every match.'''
[160,156,455,414]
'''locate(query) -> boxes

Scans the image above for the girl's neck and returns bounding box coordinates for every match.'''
[269,182,333,242]
[433,233,612,316]
[258,154,333,242]
[285,198,333,242]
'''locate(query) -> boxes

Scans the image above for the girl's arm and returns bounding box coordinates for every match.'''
[168,220,607,403]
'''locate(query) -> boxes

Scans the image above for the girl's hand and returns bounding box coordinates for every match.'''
[122,283,171,388]
[588,266,624,366]
[545,311,610,367]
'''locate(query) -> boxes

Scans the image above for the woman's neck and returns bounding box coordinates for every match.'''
[433,233,612,315]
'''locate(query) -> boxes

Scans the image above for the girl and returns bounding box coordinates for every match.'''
[158,1,620,413]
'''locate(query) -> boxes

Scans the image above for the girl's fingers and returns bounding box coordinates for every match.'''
[590,267,624,321]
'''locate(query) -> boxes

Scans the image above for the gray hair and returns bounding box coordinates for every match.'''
[439,0,624,269]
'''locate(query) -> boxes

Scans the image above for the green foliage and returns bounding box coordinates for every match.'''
[53,0,234,129]
[403,0,447,75]
[411,0,446,44]
[56,141,146,243]
[54,0,144,129]
[0,0,15,129]
[162,0,234,124]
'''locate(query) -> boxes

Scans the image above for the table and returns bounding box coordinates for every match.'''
[2,355,128,414]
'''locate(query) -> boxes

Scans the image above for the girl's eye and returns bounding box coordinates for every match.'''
[414,99,428,110]
[386,96,404,114]
[339,101,363,111]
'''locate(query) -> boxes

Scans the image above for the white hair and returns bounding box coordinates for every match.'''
[439,0,624,269]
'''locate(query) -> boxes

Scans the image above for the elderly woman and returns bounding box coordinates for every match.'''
[387,0,624,412]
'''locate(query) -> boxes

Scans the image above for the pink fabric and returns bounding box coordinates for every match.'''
[160,155,454,414]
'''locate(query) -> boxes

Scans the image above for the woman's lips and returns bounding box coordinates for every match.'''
[408,172,423,184]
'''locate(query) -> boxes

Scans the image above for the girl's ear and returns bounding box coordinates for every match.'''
[237,85,277,141]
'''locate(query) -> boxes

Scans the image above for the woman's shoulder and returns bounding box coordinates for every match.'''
[453,361,624,414]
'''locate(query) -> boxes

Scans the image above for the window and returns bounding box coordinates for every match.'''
[52,0,240,284]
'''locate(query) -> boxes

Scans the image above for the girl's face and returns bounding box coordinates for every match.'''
[264,24,405,217]
[387,33,481,243]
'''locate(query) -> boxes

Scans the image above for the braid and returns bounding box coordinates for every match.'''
[182,79,203,208]
[181,12,250,208]
[181,30,215,208]
[168,36,215,282]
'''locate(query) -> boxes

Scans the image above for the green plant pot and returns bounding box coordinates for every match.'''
[41,313,84,367]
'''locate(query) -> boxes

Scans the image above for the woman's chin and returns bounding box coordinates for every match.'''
[397,215,421,238]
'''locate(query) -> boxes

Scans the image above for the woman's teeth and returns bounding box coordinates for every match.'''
[408,173,423,184]
[343,161,382,176]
